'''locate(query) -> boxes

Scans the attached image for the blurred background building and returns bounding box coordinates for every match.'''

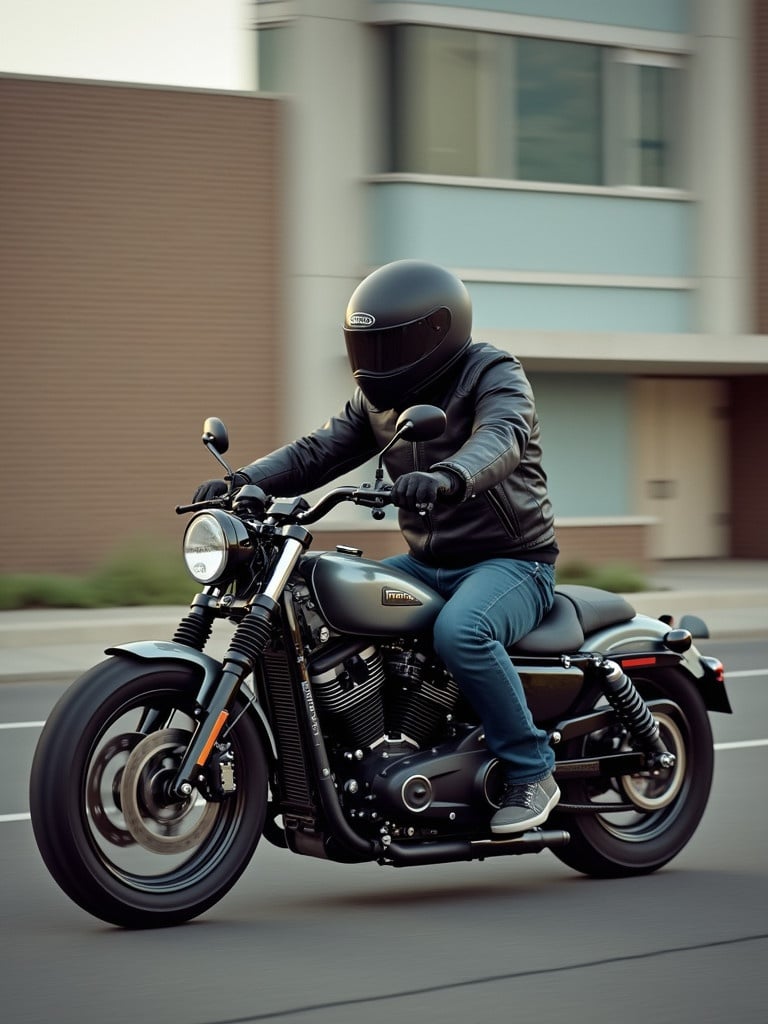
[2,0,767,576]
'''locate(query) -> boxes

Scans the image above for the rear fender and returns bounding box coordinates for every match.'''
[107,641,278,756]
[580,614,732,714]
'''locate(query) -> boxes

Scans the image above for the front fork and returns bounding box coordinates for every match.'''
[170,527,310,799]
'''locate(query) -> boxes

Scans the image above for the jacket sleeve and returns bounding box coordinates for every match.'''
[430,357,537,500]
[238,389,380,497]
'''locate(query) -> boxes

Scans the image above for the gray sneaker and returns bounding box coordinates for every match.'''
[490,773,560,835]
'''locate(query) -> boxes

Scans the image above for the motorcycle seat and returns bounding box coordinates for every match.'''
[509,585,636,655]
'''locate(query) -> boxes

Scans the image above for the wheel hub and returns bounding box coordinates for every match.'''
[619,712,686,811]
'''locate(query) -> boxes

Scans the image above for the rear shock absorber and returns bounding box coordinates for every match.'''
[599,660,676,768]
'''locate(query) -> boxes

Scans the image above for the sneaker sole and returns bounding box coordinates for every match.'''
[490,785,561,836]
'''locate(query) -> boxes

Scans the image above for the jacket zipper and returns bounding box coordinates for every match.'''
[486,487,521,539]
[412,441,435,557]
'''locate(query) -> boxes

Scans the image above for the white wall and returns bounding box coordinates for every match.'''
[0,0,255,91]
[691,0,753,335]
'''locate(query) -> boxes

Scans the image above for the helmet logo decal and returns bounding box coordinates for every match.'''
[348,312,376,327]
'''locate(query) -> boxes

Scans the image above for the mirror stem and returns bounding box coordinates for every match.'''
[374,420,413,488]
[204,440,233,480]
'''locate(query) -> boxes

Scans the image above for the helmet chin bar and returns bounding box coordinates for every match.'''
[354,335,471,412]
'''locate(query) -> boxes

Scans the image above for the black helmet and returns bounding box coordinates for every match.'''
[343,260,472,410]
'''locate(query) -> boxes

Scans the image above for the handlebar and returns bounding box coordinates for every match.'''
[297,484,393,524]
[176,484,393,523]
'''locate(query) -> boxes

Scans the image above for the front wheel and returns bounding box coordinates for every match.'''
[29,657,269,928]
[551,667,714,877]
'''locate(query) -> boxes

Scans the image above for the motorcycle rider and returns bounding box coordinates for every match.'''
[194,259,560,834]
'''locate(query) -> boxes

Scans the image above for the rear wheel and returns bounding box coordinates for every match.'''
[30,657,269,927]
[551,667,713,877]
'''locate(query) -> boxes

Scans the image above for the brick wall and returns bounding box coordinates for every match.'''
[0,77,284,573]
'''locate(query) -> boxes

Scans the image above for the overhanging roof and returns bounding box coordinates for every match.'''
[480,331,768,376]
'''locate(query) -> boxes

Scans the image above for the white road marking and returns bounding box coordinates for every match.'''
[714,739,768,751]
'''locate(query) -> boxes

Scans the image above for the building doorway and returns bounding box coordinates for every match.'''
[631,378,729,558]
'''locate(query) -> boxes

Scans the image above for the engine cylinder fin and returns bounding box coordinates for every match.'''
[384,648,460,747]
[309,645,386,749]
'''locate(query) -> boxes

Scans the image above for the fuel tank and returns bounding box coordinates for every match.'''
[301,551,444,636]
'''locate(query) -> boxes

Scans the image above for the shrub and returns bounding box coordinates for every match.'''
[0,538,195,609]
[555,561,647,593]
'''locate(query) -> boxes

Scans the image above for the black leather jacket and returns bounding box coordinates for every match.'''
[239,342,557,567]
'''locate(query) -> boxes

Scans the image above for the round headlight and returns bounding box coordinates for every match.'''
[183,510,251,584]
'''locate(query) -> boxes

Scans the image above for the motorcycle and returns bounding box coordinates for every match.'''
[29,406,732,928]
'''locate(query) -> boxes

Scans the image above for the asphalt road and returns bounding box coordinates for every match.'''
[1,639,766,1024]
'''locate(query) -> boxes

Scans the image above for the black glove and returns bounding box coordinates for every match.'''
[390,470,458,514]
[192,479,228,502]
[192,472,249,503]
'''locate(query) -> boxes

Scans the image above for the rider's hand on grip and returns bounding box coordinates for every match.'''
[390,470,458,515]
[192,472,252,503]
[192,479,229,502]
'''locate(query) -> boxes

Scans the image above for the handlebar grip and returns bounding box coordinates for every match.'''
[175,498,226,515]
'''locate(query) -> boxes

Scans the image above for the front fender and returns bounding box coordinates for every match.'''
[106,641,278,756]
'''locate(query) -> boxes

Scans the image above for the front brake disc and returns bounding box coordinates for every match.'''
[120,728,219,854]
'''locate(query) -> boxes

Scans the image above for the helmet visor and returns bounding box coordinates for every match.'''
[344,308,451,374]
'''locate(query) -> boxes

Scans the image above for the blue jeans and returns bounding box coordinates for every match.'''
[383,554,556,784]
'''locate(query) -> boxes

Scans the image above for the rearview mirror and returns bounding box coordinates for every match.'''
[202,417,229,455]
[395,405,447,443]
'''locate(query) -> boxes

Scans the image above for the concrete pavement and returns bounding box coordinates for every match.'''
[0,560,766,684]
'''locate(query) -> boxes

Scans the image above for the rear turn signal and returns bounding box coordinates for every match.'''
[701,656,725,685]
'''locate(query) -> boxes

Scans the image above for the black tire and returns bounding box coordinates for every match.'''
[29,656,269,928]
[551,666,714,878]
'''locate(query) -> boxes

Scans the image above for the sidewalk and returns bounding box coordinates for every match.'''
[0,560,766,684]
[632,558,768,638]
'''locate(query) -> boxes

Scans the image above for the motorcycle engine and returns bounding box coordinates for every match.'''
[305,634,498,836]
[382,645,460,747]
[307,638,459,753]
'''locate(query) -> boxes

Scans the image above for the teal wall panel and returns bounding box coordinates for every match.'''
[526,372,630,517]
[370,183,693,278]
[470,282,692,332]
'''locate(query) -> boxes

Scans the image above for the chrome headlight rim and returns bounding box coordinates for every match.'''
[182,509,252,584]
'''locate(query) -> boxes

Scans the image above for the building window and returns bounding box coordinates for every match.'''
[606,52,686,188]
[386,26,686,189]
[389,25,514,178]
[516,37,602,186]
